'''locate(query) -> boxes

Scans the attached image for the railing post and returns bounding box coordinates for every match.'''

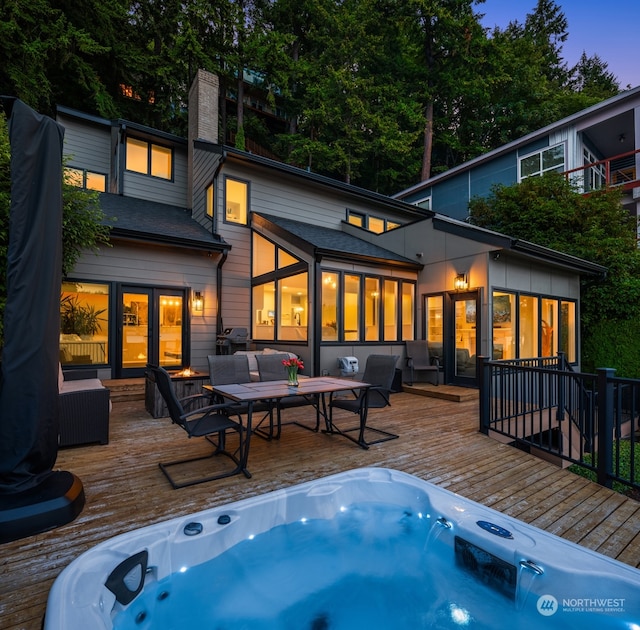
[478,356,490,435]
[556,352,565,422]
[596,368,616,488]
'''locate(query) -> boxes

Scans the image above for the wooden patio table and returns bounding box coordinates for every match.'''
[203,376,372,467]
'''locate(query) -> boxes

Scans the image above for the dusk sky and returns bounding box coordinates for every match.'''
[479,0,639,90]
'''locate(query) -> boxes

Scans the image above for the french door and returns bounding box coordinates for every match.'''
[117,286,187,377]
[450,291,480,386]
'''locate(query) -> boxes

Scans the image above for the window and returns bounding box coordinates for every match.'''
[491,290,576,362]
[66,167,106,192]
[252,232,307,341]
[225,177,248,225]
[426,295,443,361]
[519,143,565,180]
[346,209,403,233]
[415,196,431,211]
[205,182,214,218]
[59,281,110,366]
[344,275,361,341]
[321,271,416,344]
[126,137,172,180]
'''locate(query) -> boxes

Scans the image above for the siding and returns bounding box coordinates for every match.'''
[59,115,111,176]
[70,241,220,376]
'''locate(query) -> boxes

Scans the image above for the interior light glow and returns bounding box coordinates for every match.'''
[449,603,471,626]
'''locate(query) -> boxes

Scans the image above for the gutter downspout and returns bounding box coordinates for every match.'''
[214,150,227,335]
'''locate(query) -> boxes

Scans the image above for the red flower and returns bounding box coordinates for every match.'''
[282,357,304,370]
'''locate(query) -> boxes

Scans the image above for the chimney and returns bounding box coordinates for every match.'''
[188,69,219,207]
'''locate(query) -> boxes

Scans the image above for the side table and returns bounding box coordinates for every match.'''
[145,369,210,418]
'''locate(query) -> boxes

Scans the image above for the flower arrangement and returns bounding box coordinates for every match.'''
[282,357,304,386]
[282,357,304,370]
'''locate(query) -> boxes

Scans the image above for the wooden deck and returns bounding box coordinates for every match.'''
[2,390,640,629]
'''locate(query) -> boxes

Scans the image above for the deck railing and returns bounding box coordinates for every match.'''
[563,148,640,194]
[479,354,640,493]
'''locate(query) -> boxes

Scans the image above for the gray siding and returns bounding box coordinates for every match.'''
[60,115,111,176]
[70,241,220,376]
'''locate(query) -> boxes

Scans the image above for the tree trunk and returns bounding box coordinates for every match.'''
[421,100,434,182]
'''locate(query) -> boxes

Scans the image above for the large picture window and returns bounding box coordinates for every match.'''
[252,233,307,341]
[492,290,576,361]
[60,281,110,366]
[322,270,415,344]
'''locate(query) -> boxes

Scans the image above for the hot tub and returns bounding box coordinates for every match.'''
[45,468,640,629]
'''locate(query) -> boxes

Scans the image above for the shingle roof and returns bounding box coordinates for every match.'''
[254,213,423,270]
[99,193,230,251]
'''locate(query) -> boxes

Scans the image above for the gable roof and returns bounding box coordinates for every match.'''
[253,213,423,270]
[395,85,640,199]
[99,193,230,252]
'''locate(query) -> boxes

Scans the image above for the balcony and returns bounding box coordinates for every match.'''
[564,148,640,199]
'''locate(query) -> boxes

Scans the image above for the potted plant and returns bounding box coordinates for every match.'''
[60,296,106,339]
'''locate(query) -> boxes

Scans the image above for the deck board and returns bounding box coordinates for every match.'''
[1,391,639,629]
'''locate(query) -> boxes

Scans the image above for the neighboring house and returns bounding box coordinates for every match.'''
[57,70,606,387]
[394,86,640,223]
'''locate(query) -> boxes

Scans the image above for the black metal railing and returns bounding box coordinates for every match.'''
[479,354,640,493]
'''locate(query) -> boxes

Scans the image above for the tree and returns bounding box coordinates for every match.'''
[469,173,640,375]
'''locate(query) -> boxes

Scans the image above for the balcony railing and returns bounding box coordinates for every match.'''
[564,148,640,194]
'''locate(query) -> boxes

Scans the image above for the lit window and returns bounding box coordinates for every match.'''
[65,167,106,192]
[253,282,275,341]
[401,283,415,340]
[347,211,365,227]
[369,216,385,234]
[253,232,276,276]
[493,291,516,360]
[561,301,576,363]
[225,177,248,225]
[279,273,308,341]
[365,277,380,341]
[344,274,360,341]
[59,282,110,366]
[126,137,172,180]
[205,182,214,218]
[541,298,558,357]
[383,279,398,341]
[321,273,338,341]
[517,294,538,360]
[519,143,565,180]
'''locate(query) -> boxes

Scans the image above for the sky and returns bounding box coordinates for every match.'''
[479,0,639,89]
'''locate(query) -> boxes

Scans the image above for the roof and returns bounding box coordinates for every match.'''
[253,213,423,270]
[195,140,432,220]
[395,85,640,199]
[99,193,230,252]
[432,214,607,276]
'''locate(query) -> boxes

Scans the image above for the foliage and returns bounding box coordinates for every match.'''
[569,440,640,497]
[469,172,640,376]
[61,170,112,278]
[581,319,640,377]
[60,295,106,336]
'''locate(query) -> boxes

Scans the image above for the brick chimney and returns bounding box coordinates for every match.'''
[187,69,219,207]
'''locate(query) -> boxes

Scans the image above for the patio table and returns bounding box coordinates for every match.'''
[203,377,372,462]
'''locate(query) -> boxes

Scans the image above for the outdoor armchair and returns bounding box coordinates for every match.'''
[405,340,440,386]
[328,354,399,448]
[150,365,250,489]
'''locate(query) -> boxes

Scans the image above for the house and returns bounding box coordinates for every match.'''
[394,86,640,222]
[56,70,606,387]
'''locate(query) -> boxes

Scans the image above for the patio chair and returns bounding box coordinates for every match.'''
[255,353,316,438]
[207,354,274,439]
[405,340,440,386]
[149,365,250,489]
[328,354,400,448]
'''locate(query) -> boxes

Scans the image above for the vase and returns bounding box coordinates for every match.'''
[286,367,299,387]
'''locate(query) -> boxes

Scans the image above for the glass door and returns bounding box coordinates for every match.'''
[121,289,151,373]
[451,291,479,386]
[118,286,186,377]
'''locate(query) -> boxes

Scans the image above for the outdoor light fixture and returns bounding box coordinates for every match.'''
[454,273,468,291]
[193,291,204,313]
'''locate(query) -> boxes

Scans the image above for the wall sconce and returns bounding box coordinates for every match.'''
[193,291,204,314]
[454,273,468,291]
